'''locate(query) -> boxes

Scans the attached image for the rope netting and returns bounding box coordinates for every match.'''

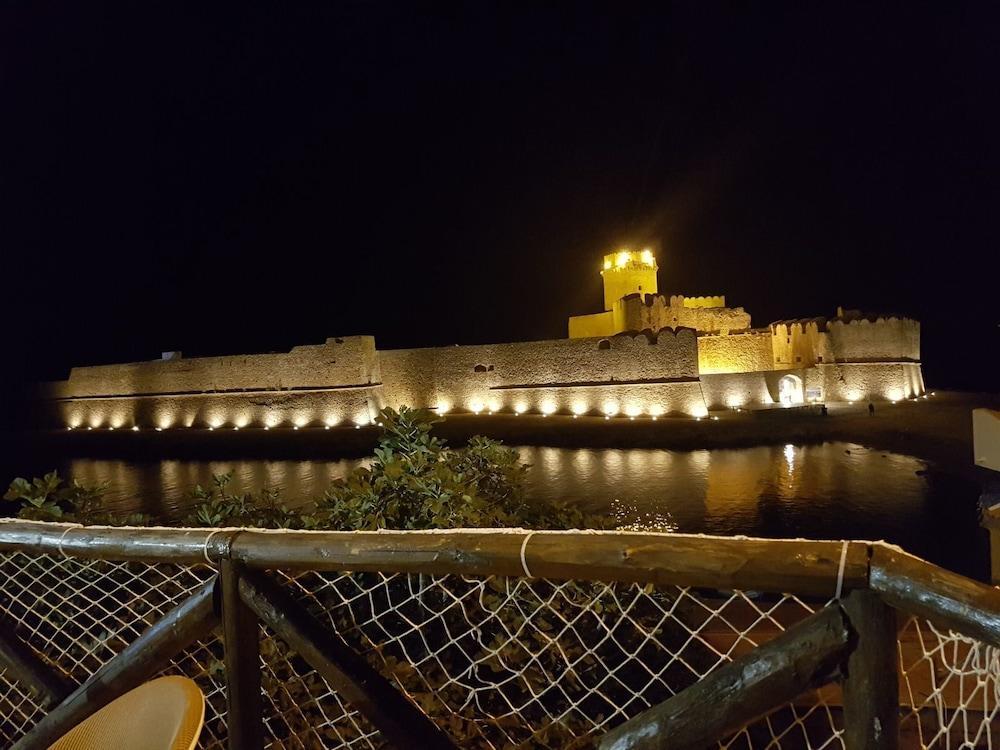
[0,548,996,748]
[898,616,1000,748]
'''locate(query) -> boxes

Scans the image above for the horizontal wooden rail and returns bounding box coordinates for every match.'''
[0,520,998,641]
[870,545,1000,648]
[0,521,869,596]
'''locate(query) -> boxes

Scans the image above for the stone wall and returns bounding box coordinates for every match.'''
[697,331,774,374]
[699,371,776,410]
[57,386,384,430]
[379,328,704,416]
[770,321,834,368]
[51,337,381,398]
[617,294,752,334]
[827,316,920,362]
[819,362,924,402]
[567,310,615,339]
[670,295,726,309]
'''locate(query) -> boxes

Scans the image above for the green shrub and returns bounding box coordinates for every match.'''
[3,471,150,526]
[187,406,597,531]
[184,472,314,529]
[316,407,591,530]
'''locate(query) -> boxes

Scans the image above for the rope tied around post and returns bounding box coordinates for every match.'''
[56,523,84,560]
[519,531,536,578]
[835,540,849,600]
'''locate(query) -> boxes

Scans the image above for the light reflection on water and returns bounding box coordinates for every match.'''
[63,441,984,578]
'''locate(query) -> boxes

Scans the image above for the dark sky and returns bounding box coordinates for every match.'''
[2,3,998,400]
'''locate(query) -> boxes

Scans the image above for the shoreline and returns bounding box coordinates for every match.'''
[7,391,998,481]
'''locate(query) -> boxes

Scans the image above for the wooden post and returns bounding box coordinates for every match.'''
[221,560,264,750]
[597,604,852,750]
[980,506,1000,584]
[0,614,72,708]
[238,569,456,750]
[841,590,899,750]
[870,545,1000,648]
[12,577,219,750]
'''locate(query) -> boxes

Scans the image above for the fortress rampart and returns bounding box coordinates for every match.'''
[697,330,773,374]
[827,315,920,362]
[617,294,752,335]
[52,337,380,399]
[44,328,713,429]
[669,294,727,309]
[379,328,704,417]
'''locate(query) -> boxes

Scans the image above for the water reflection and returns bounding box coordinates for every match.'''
[59,442,985,578]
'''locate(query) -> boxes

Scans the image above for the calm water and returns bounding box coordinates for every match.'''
[40,441,987,579]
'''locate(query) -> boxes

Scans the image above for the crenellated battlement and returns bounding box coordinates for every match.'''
[669,294,727,309]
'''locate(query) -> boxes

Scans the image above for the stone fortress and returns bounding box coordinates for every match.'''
[44,248,923,431]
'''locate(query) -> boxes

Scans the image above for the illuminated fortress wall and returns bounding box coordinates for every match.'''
[700,372,776,410]
[45,328,711,428]
[827,315,920,362]
[819,362,925,403]
[770,321,834,368]
[49,337,385,430]
[616,294,752,335]
[379,328,707,417]
[53,337,380,398]
[697,330,774,374]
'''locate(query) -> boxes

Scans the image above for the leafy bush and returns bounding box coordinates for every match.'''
[316,407,590,530]
[3,471,150,525]
[184,472,314,529]
[187,407,597,531]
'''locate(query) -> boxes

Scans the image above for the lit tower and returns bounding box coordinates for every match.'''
[600,248,658,311]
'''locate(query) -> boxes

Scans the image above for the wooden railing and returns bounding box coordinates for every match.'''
[0,521,998,749]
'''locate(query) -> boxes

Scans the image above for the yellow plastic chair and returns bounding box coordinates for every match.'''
[48,675,205,750]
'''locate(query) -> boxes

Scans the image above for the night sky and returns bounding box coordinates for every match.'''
[2,3,998,410]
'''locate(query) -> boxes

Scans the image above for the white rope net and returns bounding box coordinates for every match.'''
[0,548,996,748]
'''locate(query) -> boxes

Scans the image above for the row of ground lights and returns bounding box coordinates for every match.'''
[65,392,935,431]
[434,404,719,420]
[847,391,935,405]
[68,419,379,431]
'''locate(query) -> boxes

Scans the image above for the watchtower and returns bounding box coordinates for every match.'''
[600,249,658,311]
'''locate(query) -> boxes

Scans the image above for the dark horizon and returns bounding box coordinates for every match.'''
[2,3,998,404]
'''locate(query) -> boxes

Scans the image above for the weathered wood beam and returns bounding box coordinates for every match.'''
[0,521,870,596]
[0,520,234,565]
[842,590,899,750]
[12,577,219,750]
[597,604,852,750]
[237,569,456,750]
[870,544,1000,648]
[221,560,264,750]
[0,613,72,708]
[230,530,869,596]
